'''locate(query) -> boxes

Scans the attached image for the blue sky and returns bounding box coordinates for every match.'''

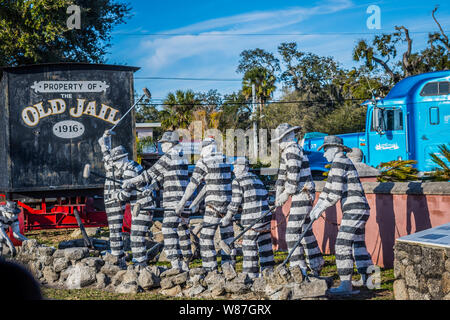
[106,0,449,102]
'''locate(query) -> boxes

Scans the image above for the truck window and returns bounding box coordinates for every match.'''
[430,107,439,125]
[439,82,449,95]
[371,108,403,131]
[420,81,450,96]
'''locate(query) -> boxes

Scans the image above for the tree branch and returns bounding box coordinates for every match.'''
[432,6,450,51]
[395,26,413,77]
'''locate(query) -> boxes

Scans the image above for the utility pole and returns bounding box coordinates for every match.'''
[252,83,258,161]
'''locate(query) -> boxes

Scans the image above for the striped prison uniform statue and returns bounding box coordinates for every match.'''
[101,151,125,257]
[318,152,373,281]
[112,160,154,265]
[276,142,324,272]
[226,172,275,279]
[139,143,191,269]
[188,152,235,271]
[0,203,27,257]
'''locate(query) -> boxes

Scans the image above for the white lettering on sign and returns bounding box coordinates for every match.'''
[30,81,109,93]
[21,99,120,127]
[375,143,399,150]
[52,120,85,139]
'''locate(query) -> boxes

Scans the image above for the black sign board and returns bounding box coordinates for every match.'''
[0,63,139,199]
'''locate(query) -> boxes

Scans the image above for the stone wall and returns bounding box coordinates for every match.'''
[10,239,331,300]
[393,241,450,300]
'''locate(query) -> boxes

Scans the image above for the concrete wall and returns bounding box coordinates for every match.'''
[271,181,450,268]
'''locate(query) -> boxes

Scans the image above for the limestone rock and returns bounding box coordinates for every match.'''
[189,267,206,277]
[161,285,182,297]
[427,278,442,299]
[52,249,66,259]
[64,247,89,261]
[53,257,70,273]
[205,270,224,286]
[290,278,329,299]
[149,265,164,277]
[251,277,266,294]
[66,265,96,289]
[116,283,139,294]
[445,258,450,272]
[39,255,54,267]
[102,252,119,265]
[442,272,450,295]
[222,262,237,281]
[210,283,226,297]
[29,261,43,280]
[161,267,181,278]
[100,263,122,277]
[160,277,175,290]
[186,274,203,288]
[110,270,127,286]
[81,257,104,272]
[138,268,159,290]
[224,280,251,294]
[96,273,109,289]
[404,265,419,288]
[172,272,189,286]
[22,239,39,253]
[122,267,138,285]
[289,266,304,284]
[421,247,445,277]
[38,246,56,257]
[42,266,59,283]
[186,284,205,297]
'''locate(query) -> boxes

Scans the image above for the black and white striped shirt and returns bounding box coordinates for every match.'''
[146,144,189,208]
[188,152,232,212]
[276,142,315,196]
[227,172,271,226]
[320,152,370,213]
[114,160,145,203]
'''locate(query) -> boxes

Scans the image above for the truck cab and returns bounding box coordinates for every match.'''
[302,70,450,173]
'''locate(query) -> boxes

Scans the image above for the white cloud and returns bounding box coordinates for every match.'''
[136,0,355,72]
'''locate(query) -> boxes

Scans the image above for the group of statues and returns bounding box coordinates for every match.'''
[97,122,374,295]
[0,122,373,296]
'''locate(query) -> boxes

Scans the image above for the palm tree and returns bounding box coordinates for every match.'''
[241,67,276,107]
[160,90,199,130]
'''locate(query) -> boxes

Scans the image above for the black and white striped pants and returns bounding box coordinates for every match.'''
[104,199,124,257]
[200,206,236,271]
[130,209,153,264]
[242,225,275,279]
[335,211,373,281]
[162,208,192,269]
[286,193,324,272]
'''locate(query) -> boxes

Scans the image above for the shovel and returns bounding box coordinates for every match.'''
[219,206,276,255]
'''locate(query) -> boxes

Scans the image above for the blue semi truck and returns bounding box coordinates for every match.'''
[302,70,450,174]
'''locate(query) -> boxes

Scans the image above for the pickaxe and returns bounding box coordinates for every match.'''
[219,206,277,255]
[110,88,151,131]
[278,219,315,268]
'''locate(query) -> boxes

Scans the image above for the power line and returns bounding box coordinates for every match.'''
[135,76,241,81]
[135,97,371,107]
[134,98,450,107]
[113,31,448,37]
